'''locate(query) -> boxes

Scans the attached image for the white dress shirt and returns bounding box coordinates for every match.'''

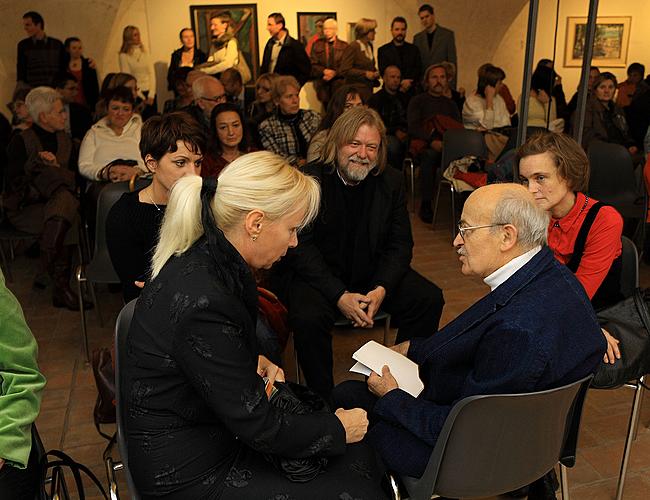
[484,246,542,291]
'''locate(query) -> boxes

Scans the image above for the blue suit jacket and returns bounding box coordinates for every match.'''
[369,246,606,476]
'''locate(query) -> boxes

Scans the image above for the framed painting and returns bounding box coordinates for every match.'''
[297,12,336,47]
[190,4,260,82]
[347,22,356,43]
[564,16,631,67]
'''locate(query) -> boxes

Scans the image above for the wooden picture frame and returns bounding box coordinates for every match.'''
[564,16,631,67]
[190,4,260,82]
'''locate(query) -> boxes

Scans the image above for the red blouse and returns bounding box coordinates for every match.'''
[548,192,623,299]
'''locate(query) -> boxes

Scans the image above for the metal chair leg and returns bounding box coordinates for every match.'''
[560,464,570,500]
[615,377,645,500]
[408,160,415,213]
[76,265,91,363]
[294,344,301,385]
[432,182,443,228]
[387,473,401,500]
[449,183,456,239]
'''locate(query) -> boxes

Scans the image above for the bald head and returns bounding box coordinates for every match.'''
[455,184,548,277]
[193,76,225,116]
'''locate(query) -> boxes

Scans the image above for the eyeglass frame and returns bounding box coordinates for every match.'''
[457,222,509,240]
[200,94,226,103]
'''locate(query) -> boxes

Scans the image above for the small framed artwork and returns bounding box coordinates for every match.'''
[190,4,260,82]
[564,16,632,67]
[347,22,356,43]
[297,12,336,47]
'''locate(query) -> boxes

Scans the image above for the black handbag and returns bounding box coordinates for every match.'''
[593,288,650,389]
[264,382,330,482]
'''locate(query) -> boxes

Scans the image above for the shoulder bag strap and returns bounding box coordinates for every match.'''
[566,202,604,273]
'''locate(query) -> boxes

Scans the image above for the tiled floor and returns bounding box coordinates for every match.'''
[5,197,650,499]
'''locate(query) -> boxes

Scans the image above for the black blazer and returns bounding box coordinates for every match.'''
[377,41,422,82]
[122,236,346,496]
[260,32,311,86]
[278,162,413,304]
[166,47,208,90]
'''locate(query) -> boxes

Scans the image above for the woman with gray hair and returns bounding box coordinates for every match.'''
[340,18,380,101]
[122,151,387,498]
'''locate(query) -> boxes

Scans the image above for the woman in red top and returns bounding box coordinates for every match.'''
[201,102,252,177]
[517,131,623,363]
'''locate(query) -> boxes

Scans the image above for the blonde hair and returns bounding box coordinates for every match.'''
[354,18,377,40]
[120,25,144,54]
[320,106,387,174]
[272,75,300,101]
[151,151,321,278]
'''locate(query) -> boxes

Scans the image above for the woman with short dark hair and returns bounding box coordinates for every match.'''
[166,28,207,93]
[105,111,206,301]
[202,102,252,177]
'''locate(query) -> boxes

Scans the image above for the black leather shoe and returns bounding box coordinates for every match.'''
[419,202,433,224]
[52,285,93,311]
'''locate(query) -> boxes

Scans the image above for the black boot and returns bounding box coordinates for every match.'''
[419,201,433,224]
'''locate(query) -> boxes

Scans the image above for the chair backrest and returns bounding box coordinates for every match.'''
[620,235,639,299]
[114,299,140,499]
[86,178,151,283]
[441,129,487,170]
[587,141,637,205]
[406,375,593,500]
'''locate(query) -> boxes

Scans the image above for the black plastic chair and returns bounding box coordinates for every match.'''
[76,179,150,363]
[587,141,647,245]
[433,129,487,237]
[388,375,593,500]
[105,298,140,500]
[0,222,35,282]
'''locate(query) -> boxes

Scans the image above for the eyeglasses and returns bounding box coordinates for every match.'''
[457,222,508,240]
[201,94,226,103]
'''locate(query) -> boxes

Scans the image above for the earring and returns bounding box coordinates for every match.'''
[251,234,258,241]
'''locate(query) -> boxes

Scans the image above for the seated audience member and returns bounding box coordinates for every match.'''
[221,68,245,111]
[106,112,204,302]
[247,73,278,147]
[536,58,568,121]
[340,18,380,102]
[407,63,462,223]
[78,86,145,184]
[163,67,194,113]
[518,131,623,363]
[310,18,348,109]
[5,87,83,309]
[119,26,156,108]
[522,65,562,131]
[307,84,364,163]
[368,65,408,169]
[623,68,650,147]
[185,75,226,132]
[202,103,252,177]
[64,37,99,111]
[440,61,465,113]
[52,72,93,142]
[260,12,312,86]
[616,62,645,108]
[463,63,511,130]
[96,72,155,121]
[272,107,444,398]
[166,28,207,93]
[7,88,33,134]
[259,76,320,166]
[334,183,606,478]
[17,11,65,88]
[377,16,422,103]
[0,269,46,500]
[566,66,600,132]
[122,153,387,499]
[579,72,639,156]
[199,11,239,77]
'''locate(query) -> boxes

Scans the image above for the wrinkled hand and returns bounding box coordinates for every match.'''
[390,340,410,357]
[323,69,337,81]
[602,328,621,364]
[334,408,368,443]
[257,355,285,385]
[365,286,386,322]
[368,365,399,397]
[38,151,59,166]
[109,165,139,182]
[337,292,372,328]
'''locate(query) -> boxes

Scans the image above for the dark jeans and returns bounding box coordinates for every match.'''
[417,148,442,203]
[386,134,407,170]
[287,268,444,398]
[0,437,40,500]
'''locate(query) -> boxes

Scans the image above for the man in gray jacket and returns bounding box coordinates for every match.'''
[413,4,457,87]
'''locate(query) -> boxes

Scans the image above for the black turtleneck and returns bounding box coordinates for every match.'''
[278,110,309,159]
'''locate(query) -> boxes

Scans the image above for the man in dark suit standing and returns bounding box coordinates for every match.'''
[272,107,444,399]
[334,183,606,480]
[260,13,311,86]
[378,16,422,102]
[413,4,457,87]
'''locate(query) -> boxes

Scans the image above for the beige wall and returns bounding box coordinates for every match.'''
[494,0,650,102]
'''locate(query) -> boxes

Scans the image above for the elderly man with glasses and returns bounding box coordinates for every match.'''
[183,75,226,132]
[334,183,606,481]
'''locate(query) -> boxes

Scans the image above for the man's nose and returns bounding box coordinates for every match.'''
[453,232,463,247]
